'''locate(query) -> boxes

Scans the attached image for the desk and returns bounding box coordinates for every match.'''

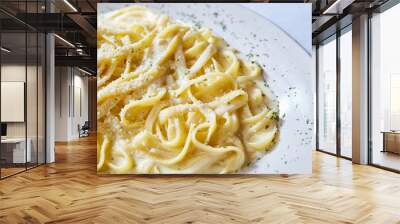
[381,131,400,155]
[1,138,31,163]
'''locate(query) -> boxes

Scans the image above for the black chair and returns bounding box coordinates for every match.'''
[78,121,90,138]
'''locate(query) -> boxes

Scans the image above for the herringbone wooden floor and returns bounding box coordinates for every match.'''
[1,135,400,224]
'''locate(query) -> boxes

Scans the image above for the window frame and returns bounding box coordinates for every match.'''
[315,24,353,161]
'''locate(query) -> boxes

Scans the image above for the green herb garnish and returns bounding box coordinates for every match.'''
[271,111,279,121]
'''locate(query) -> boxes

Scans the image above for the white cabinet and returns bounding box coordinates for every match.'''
[1,138,32,163]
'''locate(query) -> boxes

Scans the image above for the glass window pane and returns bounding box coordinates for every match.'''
[27,31,38,168]
[1,0,46,179]
[312,46,317,150]
[38,32,45,165]
[1,31,27,177]
[340,28,352,158]
[26,0,40,169]
[318,37,337,154]
[371,4,400,171]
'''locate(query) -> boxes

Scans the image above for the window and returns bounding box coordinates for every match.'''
[0,0,47,179]
[371,3,400,171]
[339,27,352,158]
[317,36,337,154]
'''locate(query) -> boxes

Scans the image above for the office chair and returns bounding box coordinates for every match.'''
[79,121,90,138]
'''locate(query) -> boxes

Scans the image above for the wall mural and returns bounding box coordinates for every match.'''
[97,3,313,174]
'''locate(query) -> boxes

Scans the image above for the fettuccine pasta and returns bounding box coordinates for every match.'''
[97,6,279,174]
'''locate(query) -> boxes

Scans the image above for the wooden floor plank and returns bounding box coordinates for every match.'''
[0,134,400,224]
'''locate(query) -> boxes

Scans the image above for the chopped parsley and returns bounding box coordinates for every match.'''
[271,111,279,121]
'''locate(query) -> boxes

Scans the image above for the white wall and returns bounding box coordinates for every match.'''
[1,63,46,164]
[1,65,25,139]
[54,67,89,141]
[55,67,69,141]
[71,73,89,138]
[1,65,37,138]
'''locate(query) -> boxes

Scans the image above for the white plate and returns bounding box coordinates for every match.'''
[98,3,313,174]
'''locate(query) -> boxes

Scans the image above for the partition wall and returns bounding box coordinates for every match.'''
[0,0,47,179]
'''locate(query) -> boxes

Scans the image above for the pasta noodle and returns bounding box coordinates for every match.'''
[97,6,279,174]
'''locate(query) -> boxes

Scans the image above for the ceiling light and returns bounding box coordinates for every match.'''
[63,0,78,12]
[323,0,341,14]
[76,48,85,55]
[78,67,93,76]
[322,0,355,15]
[54,34,75,48]
[1,47,11,53]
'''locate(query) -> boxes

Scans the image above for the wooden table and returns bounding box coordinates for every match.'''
[381,131,400,154]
